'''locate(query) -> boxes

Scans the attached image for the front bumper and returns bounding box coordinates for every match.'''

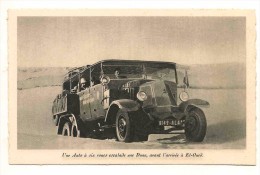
[135,106,187,135]
[143,105,186,120]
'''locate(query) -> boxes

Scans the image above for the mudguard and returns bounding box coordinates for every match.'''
[110,99,140,112]
[104,99,140,124]
[57,114,73,135]
[179,99,210,113]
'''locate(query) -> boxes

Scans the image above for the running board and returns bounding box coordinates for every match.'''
[98,123,116,129]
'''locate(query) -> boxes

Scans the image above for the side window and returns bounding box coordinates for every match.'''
[77,77,90,92]
[90,64,102,86]
[91,76,101,86]
[70,80,79,93]
[78,69,91,91]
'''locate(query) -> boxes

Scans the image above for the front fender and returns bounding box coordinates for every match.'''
[179,99,210,113]
[104,99,140,124]
[110,99,140,112]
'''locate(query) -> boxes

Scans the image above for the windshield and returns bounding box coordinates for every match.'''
[103,64,143,79]
[145,67,176,82]
[102,62,177,83]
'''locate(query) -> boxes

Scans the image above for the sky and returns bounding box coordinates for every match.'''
[17,16,246,67]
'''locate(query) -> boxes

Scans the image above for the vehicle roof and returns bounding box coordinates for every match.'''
[99,59,177,65]
[95,59,191,69]
[64,59,189,82]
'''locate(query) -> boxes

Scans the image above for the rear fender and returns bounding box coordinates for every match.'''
[179,99,210,114]
[105,99,140,124]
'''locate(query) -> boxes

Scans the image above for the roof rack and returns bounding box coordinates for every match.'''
[64,65,89,81]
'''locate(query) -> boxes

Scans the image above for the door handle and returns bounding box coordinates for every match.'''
[101,96,110,104]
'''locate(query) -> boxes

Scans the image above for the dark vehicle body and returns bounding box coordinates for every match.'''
[52,60,209,142]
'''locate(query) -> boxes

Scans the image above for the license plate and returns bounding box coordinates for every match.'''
[158,119,185,126]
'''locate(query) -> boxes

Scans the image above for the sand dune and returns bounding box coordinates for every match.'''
[17,62,246,90]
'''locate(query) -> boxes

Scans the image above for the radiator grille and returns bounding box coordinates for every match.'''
[164,81,177,105]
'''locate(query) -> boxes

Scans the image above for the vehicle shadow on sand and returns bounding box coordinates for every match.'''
[205,118,246,144]
[155,118,246,146]
[156,134,186,144]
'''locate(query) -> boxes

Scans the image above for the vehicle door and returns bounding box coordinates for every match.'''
[78,88,92,121]
[89,84,106,120]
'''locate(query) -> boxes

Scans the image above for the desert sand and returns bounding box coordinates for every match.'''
[17,86,246,149]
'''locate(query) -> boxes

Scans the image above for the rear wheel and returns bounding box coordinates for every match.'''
[62,122,71,136]
[185,108,207,142]
[115,110,134,142]
[71,121,80,137]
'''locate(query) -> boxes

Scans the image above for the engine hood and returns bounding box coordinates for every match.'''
[106,79,152,90]
[139,79,178,107]
[120,79,154,89]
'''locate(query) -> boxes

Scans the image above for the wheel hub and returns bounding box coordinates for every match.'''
[186,116,197,131]
[118,117,127,138]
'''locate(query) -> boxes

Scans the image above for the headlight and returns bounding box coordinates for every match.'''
[179,91,189,101]
[137,91,147,101]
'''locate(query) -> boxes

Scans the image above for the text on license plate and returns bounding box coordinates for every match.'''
[158,119,185,126]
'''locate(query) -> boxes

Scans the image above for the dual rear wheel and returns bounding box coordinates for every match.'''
[62,122,71,136]
[61,120,81,137]
[60,110,149,142]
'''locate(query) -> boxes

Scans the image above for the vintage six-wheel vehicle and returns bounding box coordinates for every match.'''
[52,60,209,142]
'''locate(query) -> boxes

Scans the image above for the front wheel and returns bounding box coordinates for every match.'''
[185,108,207,142]
[115,110,134,142]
